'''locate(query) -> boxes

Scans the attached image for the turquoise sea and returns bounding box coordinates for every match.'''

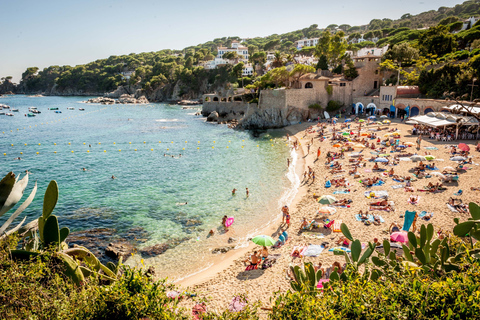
[0,95,299,279]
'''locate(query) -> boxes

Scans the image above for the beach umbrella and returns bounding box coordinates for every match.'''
[411,155,426,161]
[450,156,467,161]
[380,115,388,118]
[342,132,350,136]
[251,235,275,247]
[333,143,342,147]
[344,119,352,122]
[354,144,366,148]
[359,119,365,123]
[383,120,391,124]
[383,133,393,137]
[345,142,355,146]
[375,157,388,162]
[405,142,414,146]
[378,153,390,157]
[425,155,436,161]
[390,231,409,244]
[368,116,376,120]
[443,166,455,171]
[458,143,470,152]
[376,121,383,125]
[318,195,336,204]
[361,132,369,136]
[392,132,401,136]
[318,206,336,214]
[430,172,445,179]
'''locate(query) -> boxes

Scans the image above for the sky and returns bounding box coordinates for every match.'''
[0,0,465,82]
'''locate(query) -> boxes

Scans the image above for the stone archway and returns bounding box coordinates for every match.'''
[227,97,232,102]
[424,107,434,114]
[213,96,219,102]
[410,106,420,117]
[305,82,313,89]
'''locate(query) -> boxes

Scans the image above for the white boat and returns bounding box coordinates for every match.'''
[30,109,41,114]
[67,107,75,110]
[6,113,14,116]
[29,107,37,110]
[0,112,5,115]
[79,108,85,111]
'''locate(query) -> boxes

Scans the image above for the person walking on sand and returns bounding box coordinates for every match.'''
[416,135,422,149]
[246,188,249,198]
[317,147,321,160]
[287,158,290,167]
[281,205,289,223]
[285,212,291,228]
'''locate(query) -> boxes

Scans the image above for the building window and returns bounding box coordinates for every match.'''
[340,83,346,87]
[305,82,313,89]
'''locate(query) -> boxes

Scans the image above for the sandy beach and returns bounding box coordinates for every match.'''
[178,119,479,316]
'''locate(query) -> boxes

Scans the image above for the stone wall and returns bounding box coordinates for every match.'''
[202,101,253,122]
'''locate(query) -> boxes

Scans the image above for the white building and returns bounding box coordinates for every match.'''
[462,17,478,30]
[346,45,389,58]
[294,38,319,50]
[121,70,134,80]
[203,40,250,71]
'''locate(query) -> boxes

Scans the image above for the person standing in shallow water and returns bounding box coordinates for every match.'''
[232,188,236,196]
[246,188,249,198]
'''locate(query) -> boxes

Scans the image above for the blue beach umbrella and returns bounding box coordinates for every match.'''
[344,119,352,122]
[374,158,388,163]
[368,116,376,120]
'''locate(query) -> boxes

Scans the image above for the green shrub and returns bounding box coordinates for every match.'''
[326,100,342,112]
[308,103,322,110]
[326,85,333,95]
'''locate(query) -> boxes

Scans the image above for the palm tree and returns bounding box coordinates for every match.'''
[272,51,285,69]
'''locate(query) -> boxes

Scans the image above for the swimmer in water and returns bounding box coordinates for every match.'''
[82,168,87,171]
[111,175,116,179]
[14,157,21,160]
[246,188,249,198]
[232,188,237,195]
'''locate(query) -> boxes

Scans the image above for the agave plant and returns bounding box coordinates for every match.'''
[10,180,119,285]
[0,171,37,239]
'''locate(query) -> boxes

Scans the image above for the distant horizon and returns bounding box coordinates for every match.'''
[1,0,464,82]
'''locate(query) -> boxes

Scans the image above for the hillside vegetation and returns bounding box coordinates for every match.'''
[1,0,479,101]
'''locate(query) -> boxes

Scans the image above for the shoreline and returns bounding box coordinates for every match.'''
[177,123,310,288]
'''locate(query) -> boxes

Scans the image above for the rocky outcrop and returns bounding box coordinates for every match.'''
[105,242,134,260]
[85,97,116,104]
[240,106,308,130]
[118,94,149,104]
[207,111,219,122]
[105,85,138,98]
[139,244,170,257]
[212,246,234,254]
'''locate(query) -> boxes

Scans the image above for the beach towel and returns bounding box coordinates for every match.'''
[371,181,385,187]
[291,246,307,257]
[391,184,404,189]
[333,220,342,232]
[364,190,388,199]
[408,196,420,205]
[402,210,417,232]
[447,204,459,213]
[328,247,351,253]
[364,169,372,173]
[425,147,438,150]
[419,211,434,219]
[303,245,325,257]
[333,190,350,194]
[426,166,439,171]
[245,264,258,271]
[392,178,404,183]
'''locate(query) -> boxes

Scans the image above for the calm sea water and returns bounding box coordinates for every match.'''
[0,95,298,279]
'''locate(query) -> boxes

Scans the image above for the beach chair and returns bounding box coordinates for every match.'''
[454,189,463,196]
[402,210,417,232]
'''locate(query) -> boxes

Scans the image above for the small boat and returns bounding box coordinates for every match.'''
[67,107,75,110]
[27,113,36,117]
[12,108,19,112]
[3,105,10,109]
[6,113,14,116]
[0,112,4,115]
[49,107,59,110]
[29,107,37,110]
[30,109,41,114]
[79,108,85,111]
[55,110,62,113]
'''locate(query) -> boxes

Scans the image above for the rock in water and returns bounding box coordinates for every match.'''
[139,244,170,257]
[105,242,134,260]
[212,246,234,254]
[207,111,219,122]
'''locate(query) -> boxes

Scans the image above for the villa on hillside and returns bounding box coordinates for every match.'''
[294,38,319,50]
[203,40,251,76]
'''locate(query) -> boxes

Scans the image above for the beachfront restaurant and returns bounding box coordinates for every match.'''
[407,112,479,140]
